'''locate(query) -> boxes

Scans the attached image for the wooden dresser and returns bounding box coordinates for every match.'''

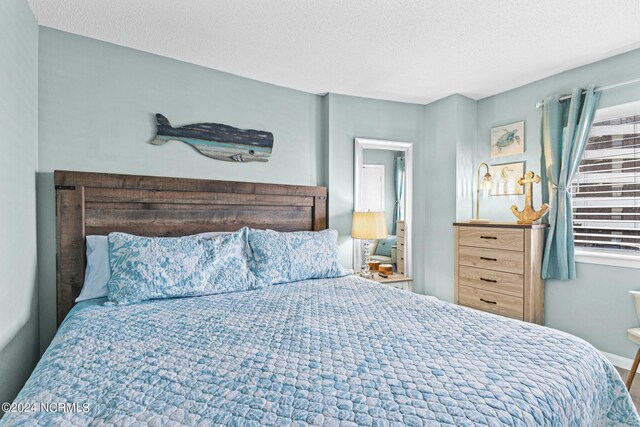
[396,220,406,275]
[453,222,547,324]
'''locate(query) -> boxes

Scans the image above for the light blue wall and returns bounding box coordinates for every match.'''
[38,28,322,185]
[475,48,640,358]
[325,93,423,278]
[455,96,478,221]
[362,149,402,233]
[325,92,477,299]
[37,28,325,351]
[0,0,39,412]
[420,94,477,298]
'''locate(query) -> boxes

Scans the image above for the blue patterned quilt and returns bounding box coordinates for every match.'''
[3,276,639,426]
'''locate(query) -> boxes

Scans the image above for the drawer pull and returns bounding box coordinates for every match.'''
[480,277,497,283]
[480,257,497,262]
[480,236,497,240]
[480,298,497,305]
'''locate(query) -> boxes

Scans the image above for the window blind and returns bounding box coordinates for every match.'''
[571,111,640,253]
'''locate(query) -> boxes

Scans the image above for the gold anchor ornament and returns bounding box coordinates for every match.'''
[510,171,550,224]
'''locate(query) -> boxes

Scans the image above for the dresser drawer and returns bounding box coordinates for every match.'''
[458,246,523,274]
[458,285,524,320]
[396,239,405,253]
[397,250,405,274]
[383,281,412,291]
[458,266,523,297]
[459,227,524,251]
[397,221,405,237]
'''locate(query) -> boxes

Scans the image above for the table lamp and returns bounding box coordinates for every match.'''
[470,162,493,223]
[352,211,388,278]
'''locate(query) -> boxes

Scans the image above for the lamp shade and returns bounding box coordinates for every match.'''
[352,211,388,240]
[481,172,493,190]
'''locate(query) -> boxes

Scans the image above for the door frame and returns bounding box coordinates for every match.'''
[354,137,413,276]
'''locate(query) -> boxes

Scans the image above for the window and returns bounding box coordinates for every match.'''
[571,101,640,265]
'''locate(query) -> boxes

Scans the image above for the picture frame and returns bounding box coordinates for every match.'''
[490,161,525,196]
[491,121,524,158]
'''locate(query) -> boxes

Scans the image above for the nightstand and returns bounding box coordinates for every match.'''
[359,272,413,292]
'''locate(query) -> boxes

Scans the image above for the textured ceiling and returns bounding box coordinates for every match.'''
[28,0,640,104]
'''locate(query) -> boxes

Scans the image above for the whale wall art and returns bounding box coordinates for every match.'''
[151,114,274,163]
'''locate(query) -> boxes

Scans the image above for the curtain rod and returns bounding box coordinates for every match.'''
[535,76,640,109]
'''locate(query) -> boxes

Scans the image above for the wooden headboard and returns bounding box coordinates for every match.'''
[55,170,328,325]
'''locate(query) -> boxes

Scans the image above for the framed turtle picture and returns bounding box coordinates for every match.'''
[491,121,524,158]
[490,161,525,196]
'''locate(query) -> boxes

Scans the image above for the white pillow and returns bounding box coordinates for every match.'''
[75,232,232,302]
[75,236,110,302]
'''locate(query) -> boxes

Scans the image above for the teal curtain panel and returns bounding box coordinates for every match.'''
[541,85,601,280]
[393,156,405,235]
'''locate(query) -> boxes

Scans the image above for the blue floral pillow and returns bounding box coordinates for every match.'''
[248,228,349,286]
[106,228,256,305]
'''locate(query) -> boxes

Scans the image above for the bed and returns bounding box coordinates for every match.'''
[2,171,638,426]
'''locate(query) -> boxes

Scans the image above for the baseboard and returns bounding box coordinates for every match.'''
[601,350,638,373]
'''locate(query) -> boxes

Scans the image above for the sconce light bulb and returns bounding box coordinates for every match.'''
[481,173,493,190]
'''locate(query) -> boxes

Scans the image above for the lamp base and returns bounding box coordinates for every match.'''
[469,218,491,223]
[361,240,372,278]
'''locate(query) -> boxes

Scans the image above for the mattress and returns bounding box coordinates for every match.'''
[3,275,638,426]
